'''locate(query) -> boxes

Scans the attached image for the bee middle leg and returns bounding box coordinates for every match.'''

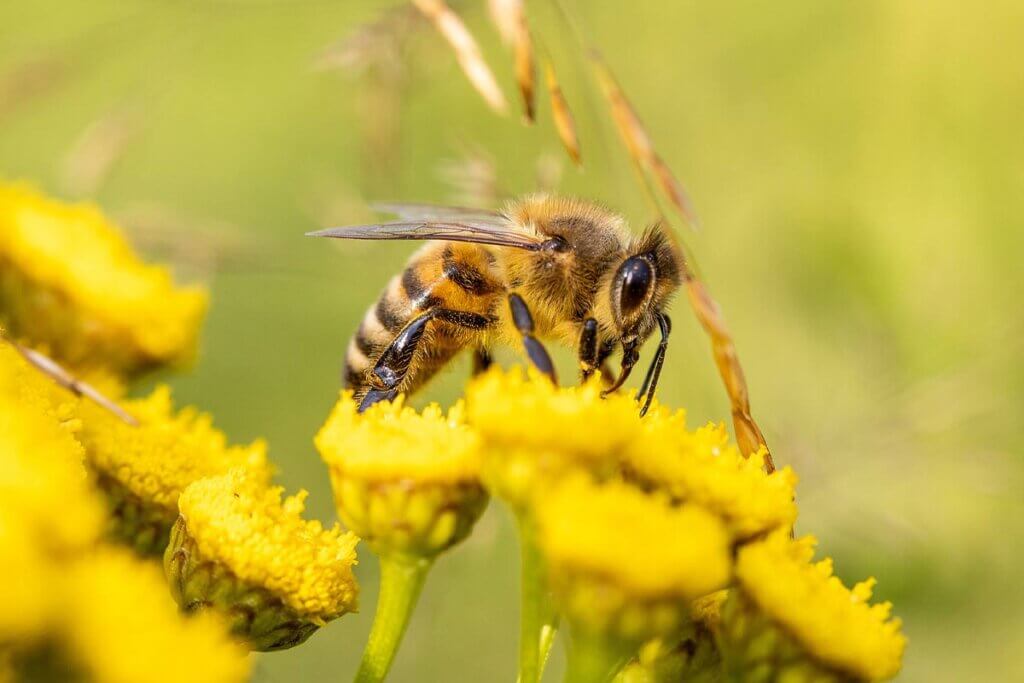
[508,293,557,383]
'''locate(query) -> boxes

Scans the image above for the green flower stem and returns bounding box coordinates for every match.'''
[354,554,433,683]
[564,631,635,683]
[517,515,558,683]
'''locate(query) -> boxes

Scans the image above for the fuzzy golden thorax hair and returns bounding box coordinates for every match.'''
[500,195,630,335]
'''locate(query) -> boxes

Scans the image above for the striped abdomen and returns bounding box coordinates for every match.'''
[344,242,503,399]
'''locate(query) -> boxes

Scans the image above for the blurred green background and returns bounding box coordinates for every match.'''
[2,1,1021,680]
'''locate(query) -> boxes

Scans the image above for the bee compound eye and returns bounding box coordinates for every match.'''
[618,257,654,314]
[541,236,569,253]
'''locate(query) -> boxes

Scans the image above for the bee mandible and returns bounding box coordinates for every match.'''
[308,195,681,414]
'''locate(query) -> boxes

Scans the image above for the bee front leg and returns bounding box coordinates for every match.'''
[508,293,557,384]
[578,318,599,382]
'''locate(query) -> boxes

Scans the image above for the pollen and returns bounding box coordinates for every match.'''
[177,468,360,620]
[734,532,906,681]
[0,181,208,374]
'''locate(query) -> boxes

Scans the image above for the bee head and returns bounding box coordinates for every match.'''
[607,224,682,342]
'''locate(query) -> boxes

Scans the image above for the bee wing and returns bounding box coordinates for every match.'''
[308,218,543,250]
[369,201,503,222]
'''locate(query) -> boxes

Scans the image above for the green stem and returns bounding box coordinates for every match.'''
[564,631,635,683]
[354,554,433,683]
[517,515,559,683]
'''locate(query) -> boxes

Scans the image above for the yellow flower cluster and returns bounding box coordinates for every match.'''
[462,367,904,680]
[0,181,207,375]
[625,420,798,538]
[62,548,250,683]
[733,533,907,681]
[316,392,480,484]
[177,468,359,620]
[536,476,730,601]
[0,512,56,644]
[0,343,248,682]
[0,346,104,557]
[78,386,270,540]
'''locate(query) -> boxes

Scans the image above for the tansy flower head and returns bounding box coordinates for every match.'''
[536,476,732,643]
[624,420,798,538]
[0,350,105,556]
[56,548,249,683]
[316,392,487,558]
[78,386,271,556]
[168,469,359,651]
[0,181,207,376]
[721,532,906,682]
[0,510,57,645]
[466,367,666,508]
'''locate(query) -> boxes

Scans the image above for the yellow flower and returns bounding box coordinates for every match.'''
[722,532,906,682]
[61,547,250,683]
[624,420,798,538]
[316,392,487,558]
[0,510,56,644]
[466,367,653,507]
[0,348,105,556]
[467,366,646,459]
[536,476,732,641]
[0,181,207,375]
[78,386,270,555]
[316,391,480,484]
[170,468,359,651]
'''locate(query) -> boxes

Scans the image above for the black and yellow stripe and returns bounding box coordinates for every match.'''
[344,242,503,399]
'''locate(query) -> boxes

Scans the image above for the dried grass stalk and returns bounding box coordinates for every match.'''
[487,0,520,45]
[60,104,141,197]
[0,328,137,425]
[684,280,774,473]
[545,60,581,165]
[591,53,699,228]
[512,3,536,122]
[413,0,508,114]
[650,154,699,230]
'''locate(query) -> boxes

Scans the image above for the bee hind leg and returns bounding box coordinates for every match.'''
[358,387,400,412]
[508,293,557,384]
[361,308,494,413]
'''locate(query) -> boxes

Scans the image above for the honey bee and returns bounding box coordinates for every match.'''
[309,195,681,414]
